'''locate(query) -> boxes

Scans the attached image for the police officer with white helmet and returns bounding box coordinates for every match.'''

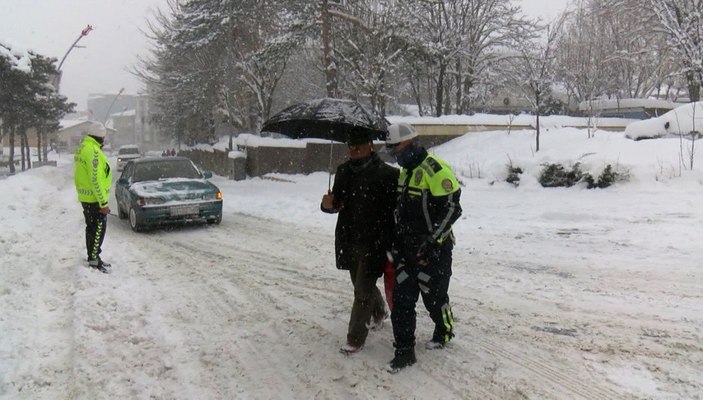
[384,122,462,373]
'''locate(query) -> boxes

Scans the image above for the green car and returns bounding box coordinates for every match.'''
[115,157,223,232]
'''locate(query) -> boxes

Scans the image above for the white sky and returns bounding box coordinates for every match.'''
[0,0,569,111]
[0,0,163,109]
[518,0,571,21]
[1,117,701,398]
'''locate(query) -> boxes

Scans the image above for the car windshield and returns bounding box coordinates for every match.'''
[132,160,201,182]
[119,147,139,155]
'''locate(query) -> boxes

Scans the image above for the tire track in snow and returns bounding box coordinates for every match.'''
[175,239,496,399]
[145,215,493,399]
[116,213,655,399]
[140,231,361,398]
[450,252,699,399]
[190,214,623,399]
[477,339,623,400]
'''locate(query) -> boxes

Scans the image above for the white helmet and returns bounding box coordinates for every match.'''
[84,121,107,138]
[386,123,418,144]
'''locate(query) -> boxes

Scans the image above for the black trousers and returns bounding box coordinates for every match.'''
[82,202,107,262]
[391,238,454,349]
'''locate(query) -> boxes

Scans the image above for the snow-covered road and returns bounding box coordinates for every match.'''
[2,146,702,399]
[5,212,701,399]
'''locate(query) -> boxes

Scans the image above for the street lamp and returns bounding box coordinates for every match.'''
[51,24,93,91]
[103,88,125,148]
[104,88,125,123]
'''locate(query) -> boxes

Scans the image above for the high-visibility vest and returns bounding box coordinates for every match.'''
[74,136,112,207]
[396,153,461,244]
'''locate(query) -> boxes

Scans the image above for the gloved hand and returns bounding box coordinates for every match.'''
[321,191,340,213]
[321,191,334,209]
[416,238,440,266]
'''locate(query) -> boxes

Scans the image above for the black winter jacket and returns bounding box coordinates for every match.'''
[321,152,399,275]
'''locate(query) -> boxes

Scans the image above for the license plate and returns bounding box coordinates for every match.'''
[170,204,199,216]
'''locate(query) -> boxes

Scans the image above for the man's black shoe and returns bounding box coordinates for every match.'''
[385,347,416,374]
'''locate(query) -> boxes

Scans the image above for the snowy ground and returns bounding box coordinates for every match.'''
[1,128,702,399]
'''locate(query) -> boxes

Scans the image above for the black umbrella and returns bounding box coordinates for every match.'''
[261,97,388,142]
[261,98,389,189]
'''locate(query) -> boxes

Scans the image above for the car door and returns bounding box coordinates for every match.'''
[116,163,134,209]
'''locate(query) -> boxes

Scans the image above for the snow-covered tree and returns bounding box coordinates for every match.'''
[394,0,537,116]
[327,1,404,115]
[650,0,703,101]
[590,0,669,99]
[0,41,73,173]
[555,0,673,108]
[137,0,313,144]
[505,17,565,152]
[136,0,214,145]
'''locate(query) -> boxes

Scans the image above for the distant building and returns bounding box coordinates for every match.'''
[87,93,139,123]
[89,93,164,151]
[479,89,535,115]
[578,98,676,119]
[108,109,136,148]
[55,120,117,152]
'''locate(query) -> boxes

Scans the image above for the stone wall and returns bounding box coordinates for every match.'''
[178,134,456,180]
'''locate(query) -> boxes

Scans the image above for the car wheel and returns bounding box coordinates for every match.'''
[129,207,144,232]
[208,214,222,225]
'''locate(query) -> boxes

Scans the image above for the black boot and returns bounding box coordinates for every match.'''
[88,259,110,273]
[426,328,454,349]
[386,346,416,374]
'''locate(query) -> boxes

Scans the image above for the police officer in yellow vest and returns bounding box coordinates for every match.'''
[384,123,462,373]
[74,121,112,273]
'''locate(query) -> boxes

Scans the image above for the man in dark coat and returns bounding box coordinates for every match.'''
[321,129,399,354]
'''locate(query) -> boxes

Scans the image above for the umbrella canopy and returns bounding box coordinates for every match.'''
[261,98,388,143]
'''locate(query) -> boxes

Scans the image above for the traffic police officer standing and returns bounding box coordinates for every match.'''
[384,123,462,373]
[74,121,112,273]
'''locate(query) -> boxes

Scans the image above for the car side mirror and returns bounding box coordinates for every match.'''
[118,177,129,185]
[202,171,213,179]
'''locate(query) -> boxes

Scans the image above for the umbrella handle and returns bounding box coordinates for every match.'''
[328,138,334,191]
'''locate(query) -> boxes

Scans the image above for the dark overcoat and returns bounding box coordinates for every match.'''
[323,152,399,276]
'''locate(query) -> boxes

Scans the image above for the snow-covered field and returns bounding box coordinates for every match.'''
[1,127,702,399]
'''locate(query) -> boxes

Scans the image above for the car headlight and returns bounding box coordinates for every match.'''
[136,197,165,206]
[203,192,223,200]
